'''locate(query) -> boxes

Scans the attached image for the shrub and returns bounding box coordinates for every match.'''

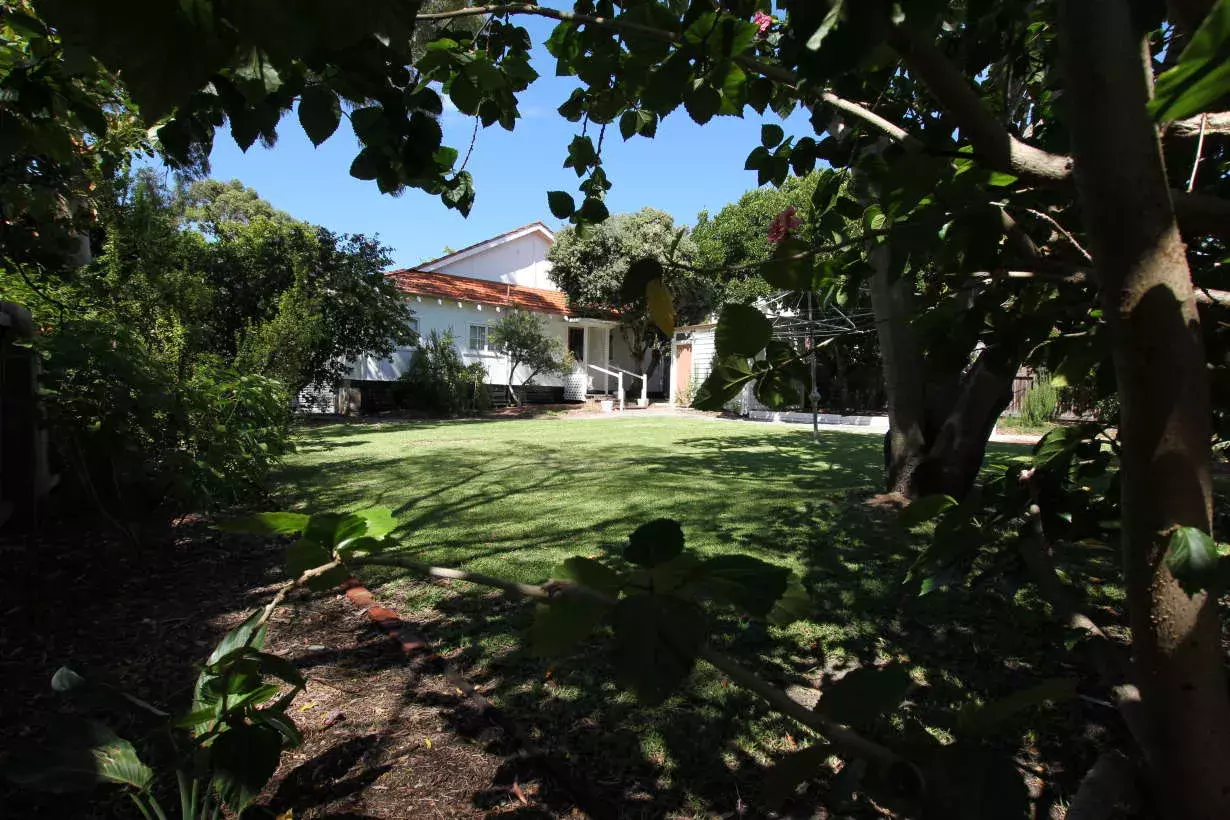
[37,320,292,527]
[1020,374,1059,427]
[393,330,490,415]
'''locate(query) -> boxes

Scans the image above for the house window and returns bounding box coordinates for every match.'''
[468,324,490,352]
[568,327,585,361]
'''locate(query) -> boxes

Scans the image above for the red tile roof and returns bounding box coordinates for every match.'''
[387,269,572,315]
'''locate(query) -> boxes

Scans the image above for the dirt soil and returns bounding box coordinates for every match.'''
[0,517,588,819]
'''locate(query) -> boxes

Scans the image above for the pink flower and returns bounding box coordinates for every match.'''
[767,206,802,243]
[753,11,773,36]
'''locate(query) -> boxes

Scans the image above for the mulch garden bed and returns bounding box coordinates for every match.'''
[0,517,590,819]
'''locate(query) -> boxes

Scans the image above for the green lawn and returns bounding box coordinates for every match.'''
[282,416,886,582]
[276,417,1093,816]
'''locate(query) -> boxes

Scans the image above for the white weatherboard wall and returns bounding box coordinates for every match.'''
[691,327,717,387]
[352,299,577,388]
[424,228,555,289]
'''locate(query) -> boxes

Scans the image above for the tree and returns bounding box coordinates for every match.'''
[548,207,713,379]
[692,172,824,305]
[489,310,569,406]
[692,171,883,412]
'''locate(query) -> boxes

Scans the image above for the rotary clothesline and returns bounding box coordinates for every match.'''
[755,290,875,342]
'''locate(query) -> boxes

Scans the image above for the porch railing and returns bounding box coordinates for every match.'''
[580,363,647,412]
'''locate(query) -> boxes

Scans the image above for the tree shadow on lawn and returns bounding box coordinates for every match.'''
[389,491,1113,817]
[274,428,890,565]
[276,425,1112,814]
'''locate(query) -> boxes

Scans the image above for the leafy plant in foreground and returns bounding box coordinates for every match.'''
[4,610,305,819]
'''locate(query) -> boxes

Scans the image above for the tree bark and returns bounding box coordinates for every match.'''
[914,349,1014,498]
[868,246,928,496]
[1059,2,1230,816]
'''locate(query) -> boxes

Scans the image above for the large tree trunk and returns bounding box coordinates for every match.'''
[868,246,929,495]
[1060,2,1230,815]
[868,246,1011,499]
[914,349,1015,498]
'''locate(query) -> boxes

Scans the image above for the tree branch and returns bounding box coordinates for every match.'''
[1169,112,1230,139]
[1014,208,1094,265]
[887,26,1073,184]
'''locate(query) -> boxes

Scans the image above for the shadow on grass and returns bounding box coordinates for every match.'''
[274,422,1108,816]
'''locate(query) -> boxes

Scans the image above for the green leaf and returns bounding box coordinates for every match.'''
[354,507,397,539]
[1150,0,1230,122]
[1032,424,1096,472]
[612,595,706,705]
[646,278,675,336]
[958,678,1078,737]
[564,135,598,175]
[690,555,793,618]
[577,196,609,223]
[208,609,267,665]
[1165,526,1220,596]
[349,148,380,181]
[215,512,309,536]
[2,721,153,794]
[691,355,755,410]
[715,303,772,357]
[761,123,785,148]
[684,82,722,125]
[304,513,366,550]
[548,190,576,219]
[336,535,391,560]
[899,495,958,527]
[298,85,340,147]
[555,556,624,597]
[621,257,664,302]
[986,171,1017,187]
[753,369,801,409]
[530,598,608,657]
[210,724,284,813]
[619,110,639,140]
[254,710,303,748]
[863,204,887,232]
[626,518,685,567]
[286,539,346,591]
[816,663,913,729]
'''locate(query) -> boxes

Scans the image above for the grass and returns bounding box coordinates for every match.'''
[276,416,1099,817]
[994,414,1059,436]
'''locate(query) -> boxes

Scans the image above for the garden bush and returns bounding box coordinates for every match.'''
[37,320,292,528]
[393,331,490,415]
[1020,374,1059,427]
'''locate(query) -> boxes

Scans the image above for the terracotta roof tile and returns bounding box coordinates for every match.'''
[387,269,571,315]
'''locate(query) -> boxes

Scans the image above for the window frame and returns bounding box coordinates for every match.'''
[468,323,491,353]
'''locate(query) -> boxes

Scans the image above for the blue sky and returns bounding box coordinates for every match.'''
[205,14,813,269]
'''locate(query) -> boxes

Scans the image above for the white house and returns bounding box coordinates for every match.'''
[341,222,668,411]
